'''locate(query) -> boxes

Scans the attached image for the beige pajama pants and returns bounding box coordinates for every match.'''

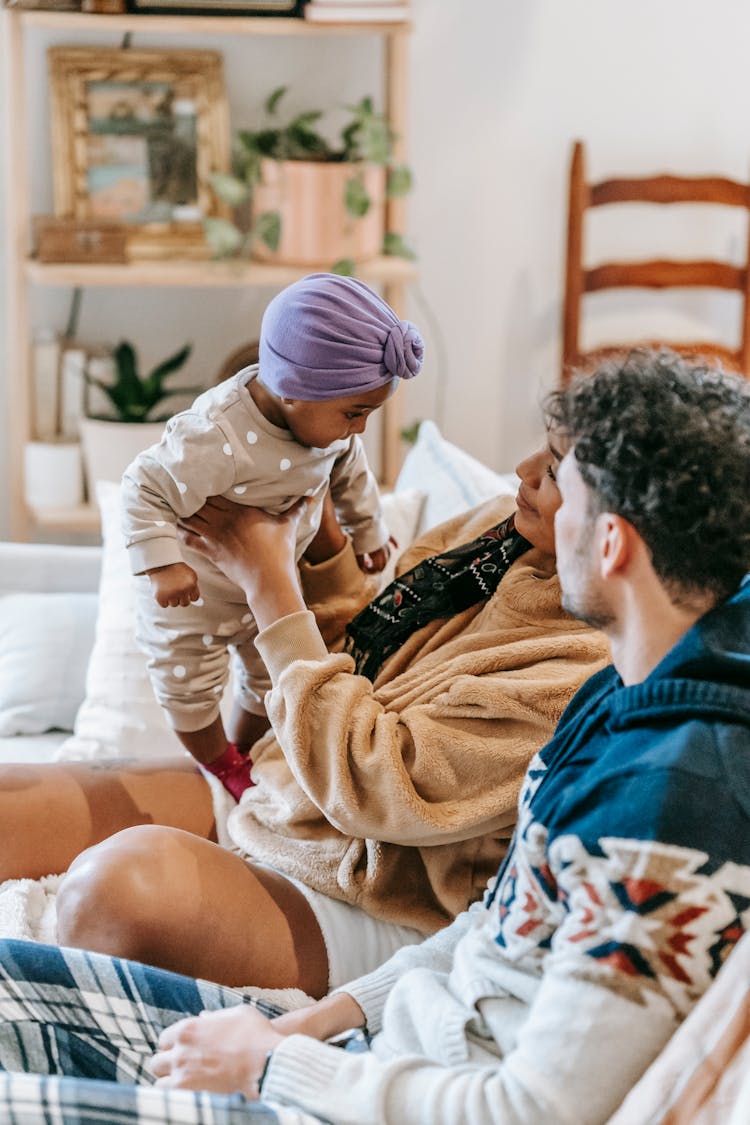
[134,548,270,733]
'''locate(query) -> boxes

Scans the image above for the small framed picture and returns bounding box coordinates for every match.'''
[125,0,305,14]
[48,47,231,257]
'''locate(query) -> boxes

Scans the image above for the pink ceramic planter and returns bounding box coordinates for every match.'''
[251,158,386,265]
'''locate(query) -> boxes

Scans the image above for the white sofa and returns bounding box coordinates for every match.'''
[0,542,102,764]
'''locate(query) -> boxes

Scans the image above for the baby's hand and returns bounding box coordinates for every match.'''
[356,537,397,574]
[148,562,200,608]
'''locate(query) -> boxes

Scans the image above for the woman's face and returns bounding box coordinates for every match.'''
[513,435,566,556]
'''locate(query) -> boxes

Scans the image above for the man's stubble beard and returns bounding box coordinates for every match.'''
[560,536,616,631]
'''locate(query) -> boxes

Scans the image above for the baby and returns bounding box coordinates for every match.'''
[122,273,424,799]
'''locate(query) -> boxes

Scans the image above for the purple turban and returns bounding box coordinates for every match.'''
[259,273,424,401]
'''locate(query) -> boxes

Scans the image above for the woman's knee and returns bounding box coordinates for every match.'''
[56,825,187,958]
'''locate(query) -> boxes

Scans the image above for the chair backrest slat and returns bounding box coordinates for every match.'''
[584,260,745,292]
[590,176,750,209]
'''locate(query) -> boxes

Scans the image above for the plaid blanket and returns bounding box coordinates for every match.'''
[0,940,320,1125]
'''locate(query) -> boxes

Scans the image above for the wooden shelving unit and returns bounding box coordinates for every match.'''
[2,7,413,538]
[25,255,417,289]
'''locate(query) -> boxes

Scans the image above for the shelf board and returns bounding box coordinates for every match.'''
[25,255,417,288]
[29,503,101,534]
[20,11,410,36]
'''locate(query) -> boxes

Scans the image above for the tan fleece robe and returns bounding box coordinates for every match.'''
[227,495,611,935]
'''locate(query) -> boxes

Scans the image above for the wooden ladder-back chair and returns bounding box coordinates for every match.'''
[562,139,750,382]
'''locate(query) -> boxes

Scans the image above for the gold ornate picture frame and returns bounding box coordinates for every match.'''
[48,47,230,259]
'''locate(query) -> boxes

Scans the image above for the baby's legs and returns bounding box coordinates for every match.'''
[228,700,271,754]
[174,715,255,802]
[137,584,271,799]
[173,714,229,765]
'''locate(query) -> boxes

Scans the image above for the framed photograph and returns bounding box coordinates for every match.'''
[48,47,230,257]
[125,0,305,14]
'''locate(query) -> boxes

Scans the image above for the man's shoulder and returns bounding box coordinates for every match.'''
[543,703,750,866]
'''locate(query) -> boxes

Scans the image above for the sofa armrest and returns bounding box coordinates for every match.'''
[0,543,102,595]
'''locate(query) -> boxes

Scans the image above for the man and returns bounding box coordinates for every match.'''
[1,349,750,1125]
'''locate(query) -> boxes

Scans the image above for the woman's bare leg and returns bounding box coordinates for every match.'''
[0,758,215,882]
[56,825,329,998]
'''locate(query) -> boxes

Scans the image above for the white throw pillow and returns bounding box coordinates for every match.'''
[395,420,519,533]
[0,592,98,736]
[377,488,425,590]
[58,481,184,762]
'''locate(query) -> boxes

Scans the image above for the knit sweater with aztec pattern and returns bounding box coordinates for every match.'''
[262,578,750,1125]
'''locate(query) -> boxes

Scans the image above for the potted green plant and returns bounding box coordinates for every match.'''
[79,339,196,494]
[205,87,414,274]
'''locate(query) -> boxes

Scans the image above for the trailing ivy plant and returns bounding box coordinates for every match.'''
[205,86,415,274]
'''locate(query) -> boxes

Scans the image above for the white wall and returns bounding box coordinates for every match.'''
[3,0,750,538]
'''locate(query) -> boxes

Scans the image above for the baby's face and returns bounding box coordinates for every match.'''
[280,381,395,448]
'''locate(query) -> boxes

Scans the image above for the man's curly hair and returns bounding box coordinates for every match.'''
[544,349,750,603]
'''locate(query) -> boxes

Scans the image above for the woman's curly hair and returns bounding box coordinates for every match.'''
[544,349,750,602]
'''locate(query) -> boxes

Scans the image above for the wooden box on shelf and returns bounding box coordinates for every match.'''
[3,2,81,9]
[126,222,213,260]
[81,0,126,12]
[124,0,306,14]
[34,217,128,263]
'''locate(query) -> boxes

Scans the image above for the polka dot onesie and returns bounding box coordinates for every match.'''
[121,365,387,733]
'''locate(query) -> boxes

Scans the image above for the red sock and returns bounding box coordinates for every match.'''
[204,741,255,801]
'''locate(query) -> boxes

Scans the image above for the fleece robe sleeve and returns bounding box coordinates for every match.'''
[253,607,589,847]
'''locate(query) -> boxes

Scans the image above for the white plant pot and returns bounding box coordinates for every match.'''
[24,441,84,508]
[79,418,166,497]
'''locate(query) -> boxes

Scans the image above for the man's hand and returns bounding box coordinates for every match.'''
[148,562,200,608]
[151,1004,284,1099]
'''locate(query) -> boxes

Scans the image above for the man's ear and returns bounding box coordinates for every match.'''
[598,513,633,578]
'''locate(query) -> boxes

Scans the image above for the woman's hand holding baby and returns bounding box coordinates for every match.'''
[178,497,308,630]
[148,562,201,608]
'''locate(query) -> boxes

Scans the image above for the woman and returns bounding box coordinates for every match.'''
[0,437,609,999]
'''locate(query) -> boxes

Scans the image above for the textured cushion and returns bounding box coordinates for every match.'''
[377,488,425,590]
[58,482,183,761]
[609,931,750,1123]
[0,592,98,736]
[395,420,518,533]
